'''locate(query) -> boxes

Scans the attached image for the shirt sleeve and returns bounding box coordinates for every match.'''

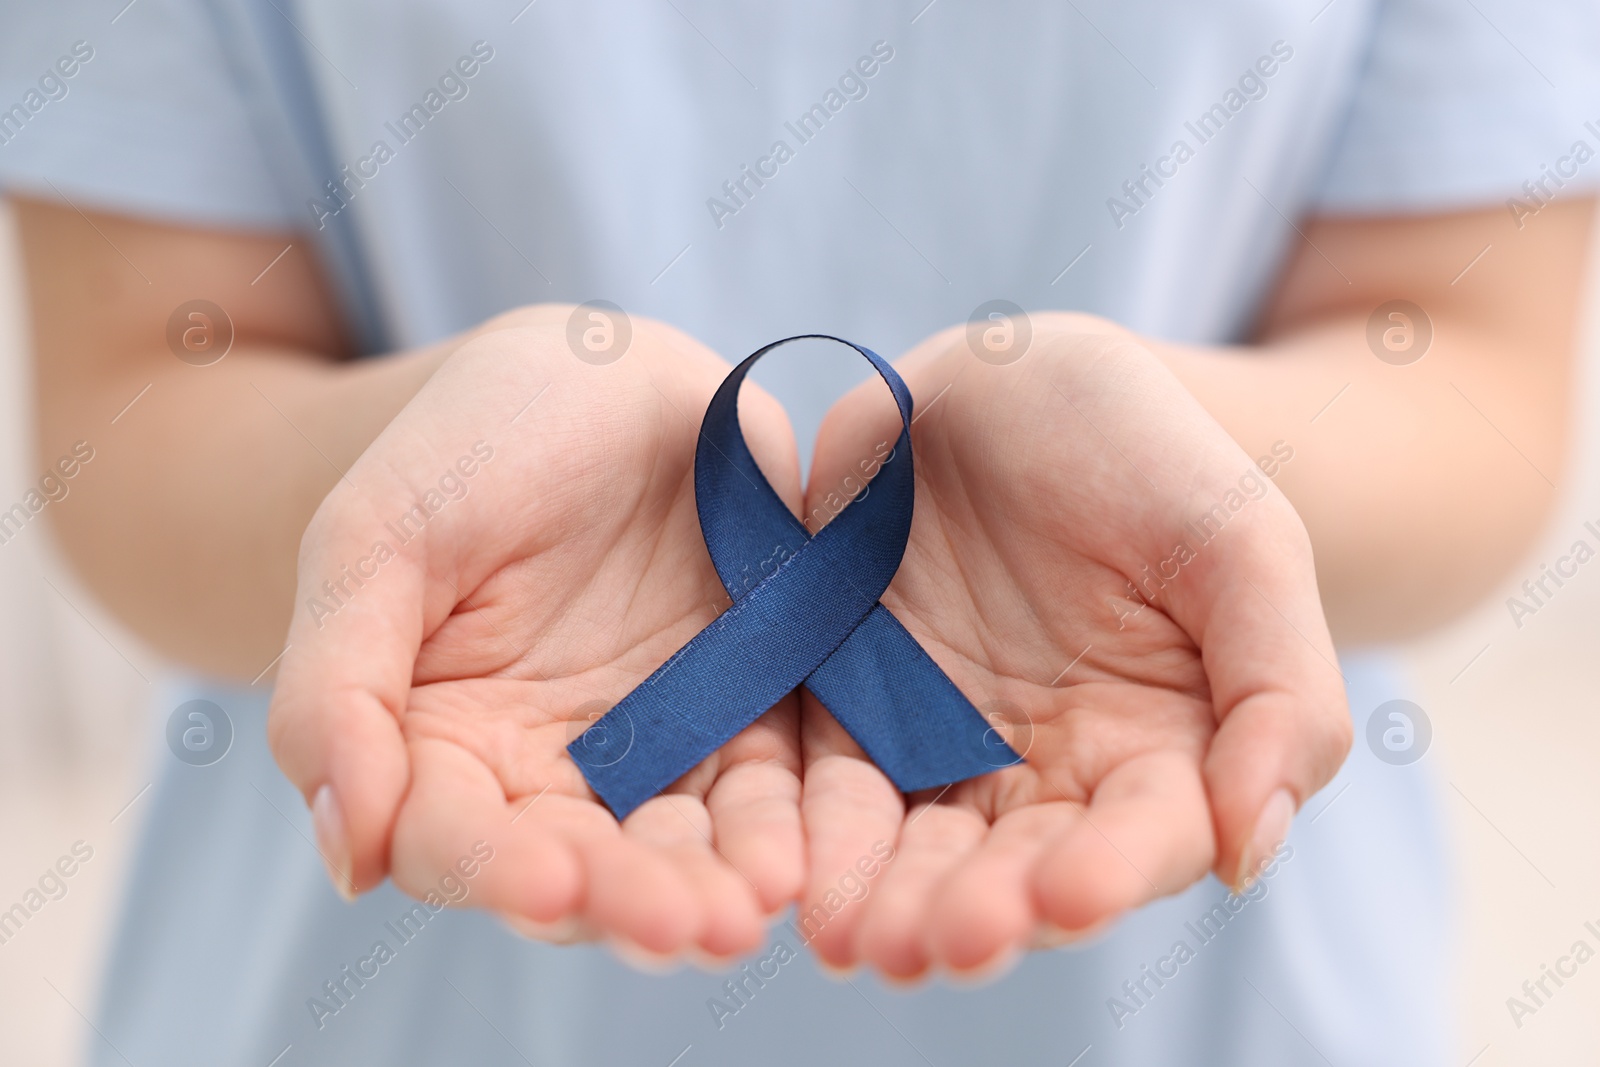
[1312,0,1600,213]
[0,0,299,230]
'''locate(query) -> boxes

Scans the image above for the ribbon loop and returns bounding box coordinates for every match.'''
[570,335,1018,818]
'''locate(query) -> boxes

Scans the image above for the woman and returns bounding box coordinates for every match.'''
[3,0,1595,1063]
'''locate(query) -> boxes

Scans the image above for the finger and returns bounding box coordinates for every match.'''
[268,485,433,897]
[853,798,987,981]
[978,332,1349,895]
[703,744,804,916]
[735,377,805,514]
[397,729,709,958]
[623,793,766,959]
[1043,336,1349,893]
[796,751,904,969]
[1185,521,1350,891]
[807,384,901,525]
[570,815,704,957]
[923,801,1079,974]
[390,737,583,924]
[1032,749,1215,932]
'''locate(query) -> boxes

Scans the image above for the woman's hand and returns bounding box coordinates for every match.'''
[268,307,805,961]
[797,316,1350,980]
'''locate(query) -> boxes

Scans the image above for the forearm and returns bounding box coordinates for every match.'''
[12,195,468,678]
[1145,200,1593,643]
[36,338,449,679]
[1155,319,1566,642]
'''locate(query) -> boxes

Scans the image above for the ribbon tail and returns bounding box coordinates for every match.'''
[804,604,1019,793]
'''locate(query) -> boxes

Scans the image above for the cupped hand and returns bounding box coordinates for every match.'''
[268,306,805,961]
[796,315,1350,980]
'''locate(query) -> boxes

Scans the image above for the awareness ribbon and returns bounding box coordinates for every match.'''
[569,335,1019,818]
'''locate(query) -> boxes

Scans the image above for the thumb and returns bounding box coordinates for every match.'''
[267,485,433,898]
[1184,516,1352,891]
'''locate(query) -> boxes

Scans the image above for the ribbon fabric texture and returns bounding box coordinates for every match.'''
[569,335,1020,819]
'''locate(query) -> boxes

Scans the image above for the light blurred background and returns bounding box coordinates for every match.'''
[0,198,1596,1065]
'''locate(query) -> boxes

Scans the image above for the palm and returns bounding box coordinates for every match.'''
[270,312,804,959]
[798,319,1347,978]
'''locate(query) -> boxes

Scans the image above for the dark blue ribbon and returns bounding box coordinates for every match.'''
[569,335,1019,819]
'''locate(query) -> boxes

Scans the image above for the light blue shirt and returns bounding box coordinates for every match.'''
[3,1,1596,1063]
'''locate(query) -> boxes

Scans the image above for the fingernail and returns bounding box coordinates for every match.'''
[1235,788,1295,893]
[814,957,859,979]
[499,913,591,944]
[608,937,684,974]
[944,945,1023,986]
[1033,918,1112,950]
[312,783,357,902]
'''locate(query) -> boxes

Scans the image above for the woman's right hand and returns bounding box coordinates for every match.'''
[267,306,806,961]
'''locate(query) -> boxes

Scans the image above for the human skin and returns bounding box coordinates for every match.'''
[794,201,1597,978]
[267,312,809,959]
[795,322,1343,978]
[12,194,1593,967]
